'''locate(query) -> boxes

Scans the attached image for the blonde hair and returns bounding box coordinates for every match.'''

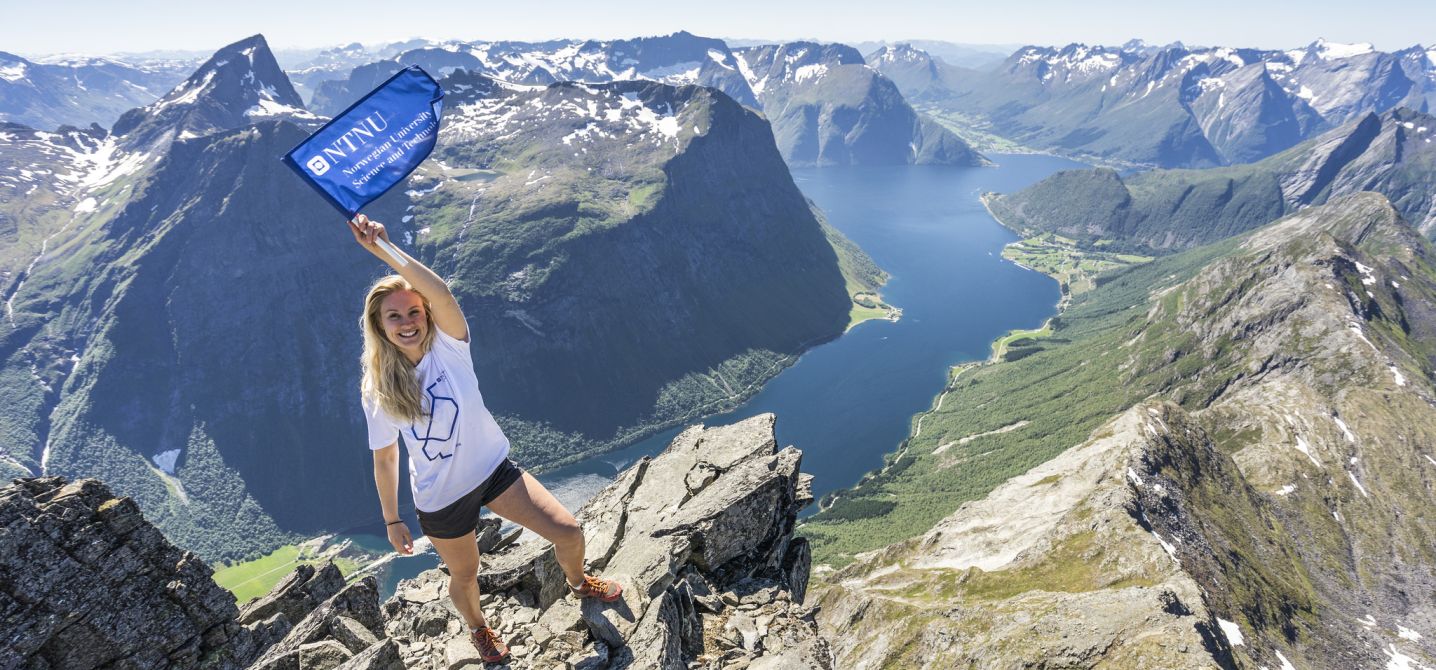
[360,275,437,423]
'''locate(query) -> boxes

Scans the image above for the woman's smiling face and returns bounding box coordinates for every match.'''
[380,289,429,360]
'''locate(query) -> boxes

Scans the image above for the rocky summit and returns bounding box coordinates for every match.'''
[0,413,828,669]
[385,413,826,668]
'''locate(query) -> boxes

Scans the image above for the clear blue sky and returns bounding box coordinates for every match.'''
[6,0,1433,56]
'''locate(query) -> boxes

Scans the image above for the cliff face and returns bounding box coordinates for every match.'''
[1,414,827,669]
[810,194,1436,668]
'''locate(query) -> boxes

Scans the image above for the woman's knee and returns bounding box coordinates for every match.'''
[448,564,479,584]
[550,519,584,547]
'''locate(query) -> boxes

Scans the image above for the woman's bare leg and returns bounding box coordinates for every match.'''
[428,531,489,629]
[486,472,587,587]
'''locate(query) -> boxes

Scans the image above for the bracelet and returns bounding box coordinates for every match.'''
[386,519,403,526]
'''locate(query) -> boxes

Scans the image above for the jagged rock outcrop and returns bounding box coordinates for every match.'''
[0,413,825,669]
[811,193,1436,668]
[382,413,828,668]
[0,477,288,669]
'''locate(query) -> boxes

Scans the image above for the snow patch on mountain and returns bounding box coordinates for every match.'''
[156,70,216,110]
[1218,618,1245,646]
[0,61,29,83]
[447,82,690,151]
[1315,39,1375,60]
[794,63,828,83]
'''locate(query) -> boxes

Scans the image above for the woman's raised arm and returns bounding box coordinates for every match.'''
[349,214,468,342]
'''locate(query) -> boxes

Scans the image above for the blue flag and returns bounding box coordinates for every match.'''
[282,66,444,218]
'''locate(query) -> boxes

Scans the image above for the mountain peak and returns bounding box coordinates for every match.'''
[111,34,313,147]
[871,43,931,64]
[1307,37,1376,60]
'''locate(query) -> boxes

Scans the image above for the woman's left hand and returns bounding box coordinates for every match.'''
[386,520,414,555]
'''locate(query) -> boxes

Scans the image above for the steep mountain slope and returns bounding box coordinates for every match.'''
[309,33,987,168]
[893,40,1433,167]
[0,51,193,130]
[986,107,1436,253]
[807,193,1436,668]
[0,35,874,562]
[111,34,316,149]
[732,42,986,167]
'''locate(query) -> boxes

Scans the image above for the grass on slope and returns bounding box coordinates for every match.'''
[800,237,1242,567]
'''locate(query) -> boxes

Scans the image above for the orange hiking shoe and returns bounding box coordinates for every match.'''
[569,575,623,603]
[471,625,510,663]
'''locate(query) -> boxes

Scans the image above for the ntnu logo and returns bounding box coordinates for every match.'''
[305,156,329,176]
[409,372,459,461]
[317,111,389,164]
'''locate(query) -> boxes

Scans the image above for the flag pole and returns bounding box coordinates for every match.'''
[374,235,409,267]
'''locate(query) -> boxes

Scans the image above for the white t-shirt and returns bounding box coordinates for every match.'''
[363,326,511,512]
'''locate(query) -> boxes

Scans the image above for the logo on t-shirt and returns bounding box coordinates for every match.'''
[409,371,459,461]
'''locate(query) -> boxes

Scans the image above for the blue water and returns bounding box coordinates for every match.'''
[365,154,1086,596]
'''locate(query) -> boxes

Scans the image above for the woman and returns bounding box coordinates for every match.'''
[351,214,621,664]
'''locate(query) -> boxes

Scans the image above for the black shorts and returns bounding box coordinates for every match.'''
[417,458,524,540]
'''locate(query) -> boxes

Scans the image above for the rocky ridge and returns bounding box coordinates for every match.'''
[1,414,826,669]
[0,477,289,668]
[811,193,1436,668]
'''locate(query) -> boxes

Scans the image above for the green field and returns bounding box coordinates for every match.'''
[1002,234,1152,297]
[213,540,365,604]
[915,105,1035,155]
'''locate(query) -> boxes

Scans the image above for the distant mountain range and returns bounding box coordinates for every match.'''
[304,31,987,168]
[875,39,1435,168]
[986,107,1436,252]
[0,52,195,130]
[0,34,876,561]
